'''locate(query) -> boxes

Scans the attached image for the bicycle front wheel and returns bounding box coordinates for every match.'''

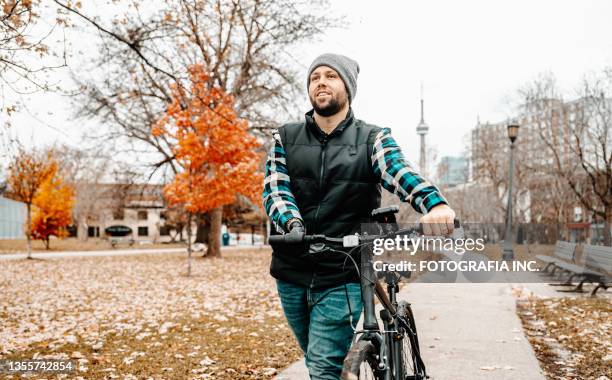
[341,340,382,380]
[396,301,427,379]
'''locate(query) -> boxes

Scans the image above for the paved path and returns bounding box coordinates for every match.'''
[0,245,257,260]
[275,282,546,380]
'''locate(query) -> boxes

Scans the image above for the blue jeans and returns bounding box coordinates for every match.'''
[276,279,363,380]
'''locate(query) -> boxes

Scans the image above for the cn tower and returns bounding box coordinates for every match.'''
[416,86,429,177]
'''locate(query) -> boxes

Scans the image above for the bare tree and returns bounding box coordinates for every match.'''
[1,1,64,91]
[1,1,70,161]
[52,0,338,257]
[470,121,533,223]
[527,171,577,225]
[519,71,612,245]
[574,71,612,245]
[1,1,68,118]
[441,182,502,223]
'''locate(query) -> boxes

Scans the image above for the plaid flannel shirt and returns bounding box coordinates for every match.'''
[262,127,447,233]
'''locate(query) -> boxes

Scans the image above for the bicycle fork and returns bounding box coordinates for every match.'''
[359,239,396,380]
[384,278,406,380]
[360,237,419,380]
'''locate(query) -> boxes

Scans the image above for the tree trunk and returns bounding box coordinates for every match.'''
[45,237,50,250]
[195,212,210,244]
[604,207,611,247]
[262,220,269,246]
[77,216,88,242]
[206,207,223,258]
[195,212,210,257]
[26,203,32,259]
[186,213,192,277]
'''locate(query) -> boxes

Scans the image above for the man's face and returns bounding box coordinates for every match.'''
[308,66,348,117]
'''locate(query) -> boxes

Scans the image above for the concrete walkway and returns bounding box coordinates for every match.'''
[275,282,546,380]
[0,245,255,260]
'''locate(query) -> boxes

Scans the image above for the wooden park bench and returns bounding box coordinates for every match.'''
[535,241,576,273]
[555,244,612,296]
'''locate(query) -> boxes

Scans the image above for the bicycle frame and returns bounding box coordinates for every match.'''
[357,239,402,379]
[357,225,426,380]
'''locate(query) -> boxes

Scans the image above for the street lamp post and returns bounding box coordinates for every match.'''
[502,123,520,261]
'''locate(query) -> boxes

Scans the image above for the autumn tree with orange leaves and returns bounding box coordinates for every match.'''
[7,149,58,258]
[31,172,75,250]
[153,65,262,274]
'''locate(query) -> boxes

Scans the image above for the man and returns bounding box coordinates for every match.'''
[262,53,455,379]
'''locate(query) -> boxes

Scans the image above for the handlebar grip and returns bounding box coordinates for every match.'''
[268,235,286,245]
[268,233,309,245]
[269,233,327,245]
[417,218,461,233]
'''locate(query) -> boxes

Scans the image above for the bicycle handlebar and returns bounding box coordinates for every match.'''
[268,219,461,246]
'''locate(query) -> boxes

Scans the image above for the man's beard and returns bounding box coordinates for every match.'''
[310,94,347,117]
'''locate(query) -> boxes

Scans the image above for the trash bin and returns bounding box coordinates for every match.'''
[222,232,230,246]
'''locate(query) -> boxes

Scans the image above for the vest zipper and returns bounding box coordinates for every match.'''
[313,135,328,230]
[311,135,327,291]
[318,138,327,190]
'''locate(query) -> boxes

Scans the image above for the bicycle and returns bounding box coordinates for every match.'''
[269,205,461,380]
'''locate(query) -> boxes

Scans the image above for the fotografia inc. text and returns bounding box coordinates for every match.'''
[373,260,540,273]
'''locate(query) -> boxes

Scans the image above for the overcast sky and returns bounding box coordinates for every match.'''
[4,0,612,172]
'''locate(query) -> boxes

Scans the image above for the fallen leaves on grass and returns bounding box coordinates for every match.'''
[0,248,301,379]
[517,296,611,379]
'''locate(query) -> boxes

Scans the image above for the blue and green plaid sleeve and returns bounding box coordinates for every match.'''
[371,128,448,213]
[262,129,303,233]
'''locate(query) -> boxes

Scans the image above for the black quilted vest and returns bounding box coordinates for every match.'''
[269,109,382,290]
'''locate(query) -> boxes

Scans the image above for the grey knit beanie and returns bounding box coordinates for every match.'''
[307,53,360,103]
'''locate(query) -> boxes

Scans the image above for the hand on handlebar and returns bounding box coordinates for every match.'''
[419,204,456,236]
[284,220,306,244]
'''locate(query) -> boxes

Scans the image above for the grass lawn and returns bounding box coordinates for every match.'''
[0,248,301,379]
[517,296,612,379]
[0,238,186,254]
